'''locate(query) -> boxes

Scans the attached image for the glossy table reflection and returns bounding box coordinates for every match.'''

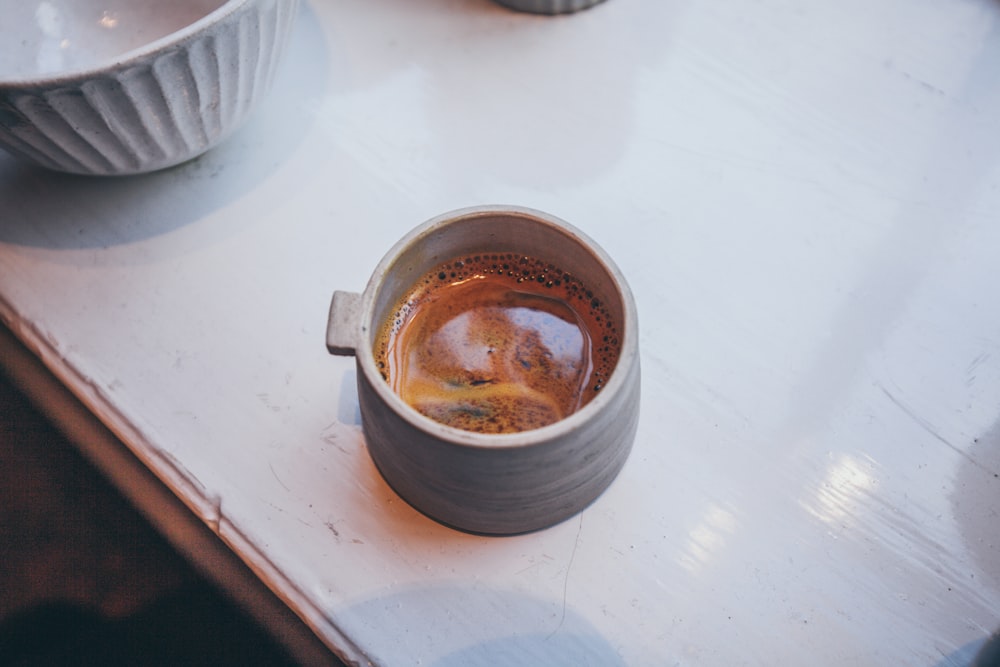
[1,0,998,664]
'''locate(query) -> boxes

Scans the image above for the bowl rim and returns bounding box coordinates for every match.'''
[354,204,641,452]
[0,0,257,90]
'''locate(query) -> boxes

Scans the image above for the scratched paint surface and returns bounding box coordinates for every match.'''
[0,0,998,664]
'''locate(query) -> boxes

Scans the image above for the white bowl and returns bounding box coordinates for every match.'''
[0,0,298,175]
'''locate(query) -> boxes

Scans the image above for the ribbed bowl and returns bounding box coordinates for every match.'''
[491,0,606,14]
[0,0,298,176]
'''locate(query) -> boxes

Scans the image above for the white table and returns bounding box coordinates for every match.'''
[2,0,998,664]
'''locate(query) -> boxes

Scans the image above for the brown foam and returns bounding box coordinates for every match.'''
[374,253,621,433]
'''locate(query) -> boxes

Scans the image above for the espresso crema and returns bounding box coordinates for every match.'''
[374,253,621,434]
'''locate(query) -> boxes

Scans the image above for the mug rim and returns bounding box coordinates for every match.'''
[354,204,639,451]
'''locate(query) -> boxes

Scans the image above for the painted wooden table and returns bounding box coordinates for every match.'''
[1,0,998,664]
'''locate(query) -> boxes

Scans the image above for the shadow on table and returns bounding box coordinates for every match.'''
[0,0,327,257]
[975,632,1000,667]
[939,415,1000,667]
[934,631,1000,667]
[935,413,1000,667]
[337,583,625,666]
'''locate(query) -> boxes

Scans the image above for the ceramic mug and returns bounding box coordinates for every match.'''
[326,205,640,535]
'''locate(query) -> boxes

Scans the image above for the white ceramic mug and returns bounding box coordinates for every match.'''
[327,205,640,535]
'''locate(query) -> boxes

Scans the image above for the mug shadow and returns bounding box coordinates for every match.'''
[334,583,626,666]
[0,0,328,257]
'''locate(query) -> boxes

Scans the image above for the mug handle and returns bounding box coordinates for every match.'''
[326,290,361,356]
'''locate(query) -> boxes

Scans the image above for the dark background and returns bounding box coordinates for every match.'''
[0,370,302,666]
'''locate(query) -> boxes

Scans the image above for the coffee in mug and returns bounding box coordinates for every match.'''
[326,205,640,534]
[373,253,621,433]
